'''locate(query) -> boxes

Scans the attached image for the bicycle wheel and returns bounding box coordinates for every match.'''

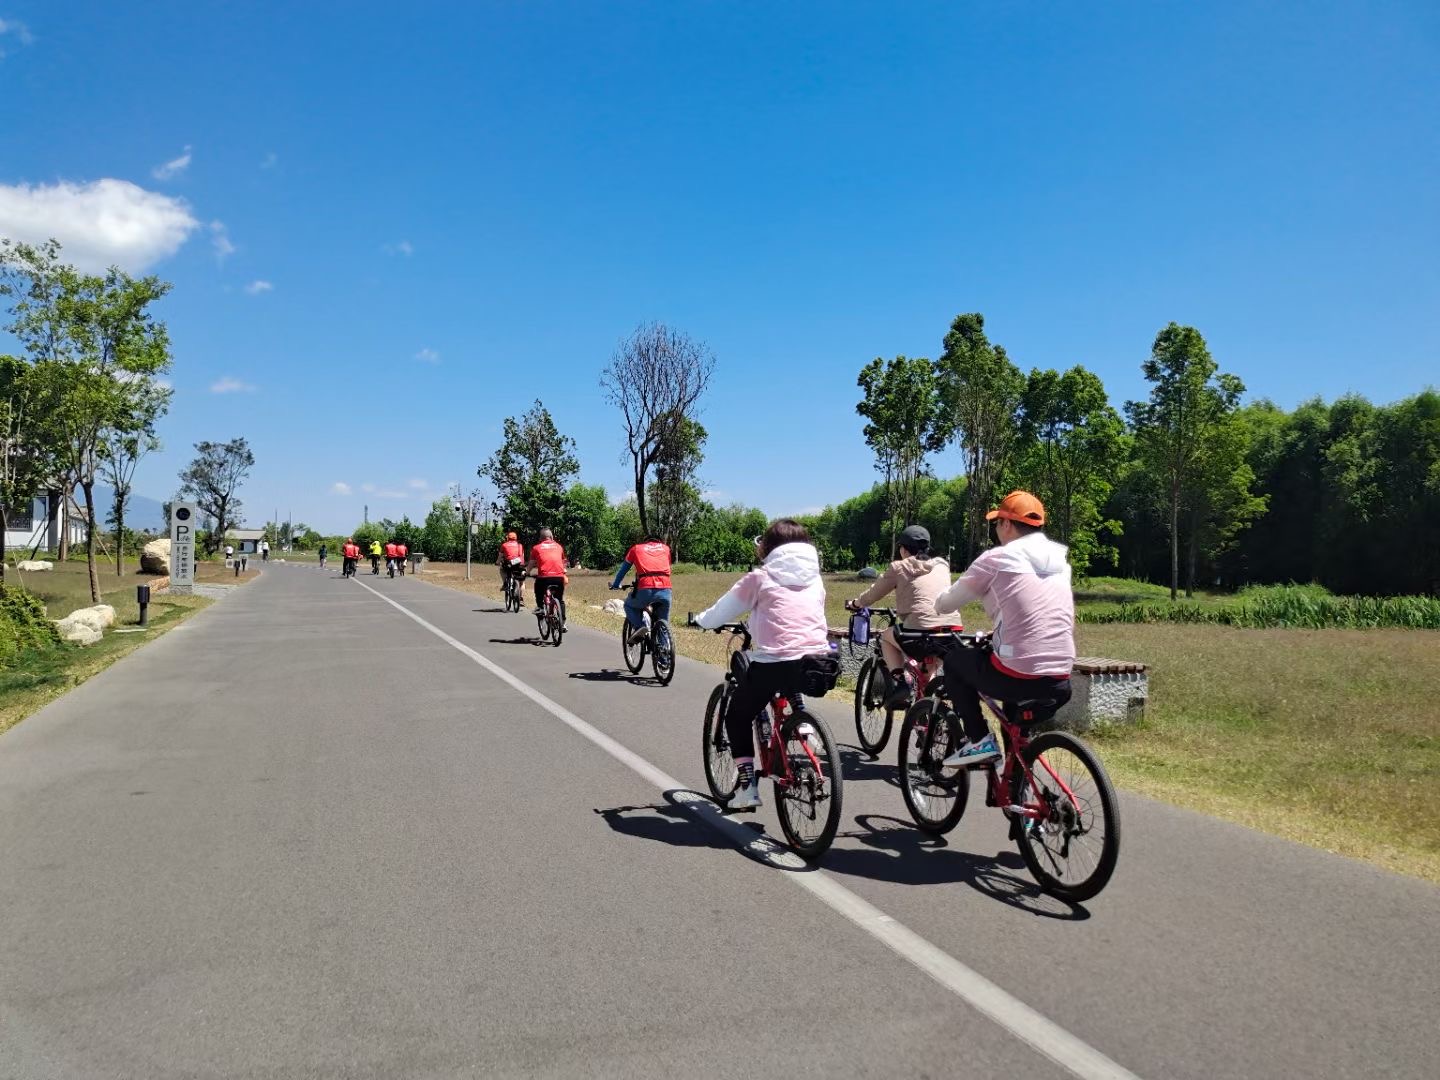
[537,610,551,640]
[774,711,843,859]
[898,698,970,835]
[621,618,645,674]
[702,683,737,804]
[550,611,565,647]
[1011,731,1120,903]
[650,620,675,685]
[853,656,893,758]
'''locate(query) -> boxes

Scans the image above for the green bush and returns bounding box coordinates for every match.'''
[1077,586,1440,630]
[0,585,63,667]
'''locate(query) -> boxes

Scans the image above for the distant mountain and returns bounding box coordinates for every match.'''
[75,486,168,533]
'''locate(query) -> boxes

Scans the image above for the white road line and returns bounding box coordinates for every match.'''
[355,578,1143,1080]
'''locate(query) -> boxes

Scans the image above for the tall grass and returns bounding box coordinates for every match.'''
[1078,585,1440,629]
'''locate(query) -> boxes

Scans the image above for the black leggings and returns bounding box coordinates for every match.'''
[942,646,1072,743]
[723,658,804,760]
[534,577,566,620]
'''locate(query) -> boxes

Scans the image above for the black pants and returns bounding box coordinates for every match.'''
[342,557,355,576]
[723,658,804,760]
[370,555,380,573]
[942,646,1072,743]
[534,577,566,622]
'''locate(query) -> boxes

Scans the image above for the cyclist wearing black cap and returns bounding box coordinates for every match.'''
[845,524,956,707]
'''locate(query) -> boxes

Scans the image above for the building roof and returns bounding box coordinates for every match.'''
[227,528,267,541]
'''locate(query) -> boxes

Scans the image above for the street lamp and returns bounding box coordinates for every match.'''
[452,488,485,581]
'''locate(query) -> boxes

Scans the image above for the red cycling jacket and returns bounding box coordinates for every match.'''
[397,543,408,558]
[385,543,399,559]
[342,543,360,559]
[531,540,566,578]
[500,539,524,563]
[625,542,672,589]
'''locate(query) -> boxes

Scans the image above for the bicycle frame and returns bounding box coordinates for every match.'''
[713,622,824,789]
[976,691,1084,826]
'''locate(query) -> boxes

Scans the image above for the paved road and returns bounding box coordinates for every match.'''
[2,565,1436,1079]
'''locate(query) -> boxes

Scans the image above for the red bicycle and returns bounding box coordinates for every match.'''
[693,620,845,859]
[898,633,1120,902]
[848,606,962,758]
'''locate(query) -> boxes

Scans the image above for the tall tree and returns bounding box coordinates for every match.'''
[1,240,174,602]
[0,355,61,581]
[936,314,1026,563]
[478,400,580,537]
[856,354,946,557]
[600,321,715,535]
[1125,323,1244,600]
[100,376,169,575]
[1018,365,1127,575]
[649,417,707,555]
[178,438,255,555]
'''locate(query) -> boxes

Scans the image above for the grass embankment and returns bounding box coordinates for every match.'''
[419,562,1440,881]
[0,559,258,738]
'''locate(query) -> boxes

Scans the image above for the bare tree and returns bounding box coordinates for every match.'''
[178,438,255,554]
[600,322,715,536]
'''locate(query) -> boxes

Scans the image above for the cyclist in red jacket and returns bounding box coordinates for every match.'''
[526,528,568,625]
[609,534,672,644]
[497,531,525,592]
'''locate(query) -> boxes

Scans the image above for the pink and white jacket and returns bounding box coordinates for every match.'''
[694,543,830,662]
[935,531,1075,677]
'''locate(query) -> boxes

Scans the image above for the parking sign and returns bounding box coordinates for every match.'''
[170,503,197,592]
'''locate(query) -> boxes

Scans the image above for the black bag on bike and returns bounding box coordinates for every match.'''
[799,651,842,697]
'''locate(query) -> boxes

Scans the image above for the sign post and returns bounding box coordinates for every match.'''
[170,503,197,594]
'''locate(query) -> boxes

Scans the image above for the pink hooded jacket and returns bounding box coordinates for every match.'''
[694,543,830,662]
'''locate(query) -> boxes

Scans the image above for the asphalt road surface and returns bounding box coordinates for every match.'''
[2,564,1436,1079]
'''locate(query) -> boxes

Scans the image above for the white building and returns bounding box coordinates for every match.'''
[226,528,267,554]
[2,490,86,557]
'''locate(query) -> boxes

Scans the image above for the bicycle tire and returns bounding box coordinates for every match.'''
[897,698,970,835]
[1011,730,1121,903]
[774,710,843,859]
[621,618,645,674]
[537,612,551,640]
[702,683,737,804]
[651,620,675,685]
[551,612,564,647]
[853,656,892,758]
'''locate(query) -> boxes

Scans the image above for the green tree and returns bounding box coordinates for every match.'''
[1,240,175,601]
[178,438,255,556]
[650,417,707,554]
[479,400,580,538]
[99,377,169,574]
[1125,323,1245,600]
[559,483,622,568]
[0,354,61,581]
[936,313,1027,563]
[600,321,715,536]
[1018,365,1127,575]
[419,498,465,561]
[856,354,946,557]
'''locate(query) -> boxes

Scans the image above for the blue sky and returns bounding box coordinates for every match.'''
[2,1,1436,533]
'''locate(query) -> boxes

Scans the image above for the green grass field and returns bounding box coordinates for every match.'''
[420,562,1440,881]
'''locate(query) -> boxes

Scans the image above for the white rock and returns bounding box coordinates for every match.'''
[601,598,627,615]
[16,560,53,571]
[90,604,117,628]
[140,538,171,574]
[54,615,102,645]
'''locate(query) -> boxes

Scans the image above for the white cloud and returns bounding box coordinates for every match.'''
[152,145,192,180]
[209,219,235,260]
[407,478,429,490]
[361,483,376,494]
[414,347,440,364]
[383,240,414,257]
[210,376,256,394]
[260,152,278,170]
[0,17,34,56]
[0,179,199,273]
[331,482,352,496]
[243,279,273,295]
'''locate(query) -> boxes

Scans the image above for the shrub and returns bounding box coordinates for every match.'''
[1077,586,1440,630]
[0,585,63,667]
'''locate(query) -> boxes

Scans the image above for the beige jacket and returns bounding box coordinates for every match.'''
[853,555,956,630]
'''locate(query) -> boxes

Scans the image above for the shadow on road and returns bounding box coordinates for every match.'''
[822,814,1089,920]
[836,745,903,788]
[488,636,550,647]
[473,607,508,614]
[568,669,664,688]
[594,802,762,851]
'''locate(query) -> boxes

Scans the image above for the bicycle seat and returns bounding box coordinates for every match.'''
[1003,698,1062,725]
[895,628,961,659]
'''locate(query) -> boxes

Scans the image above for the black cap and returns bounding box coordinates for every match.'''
[898,525,930,551]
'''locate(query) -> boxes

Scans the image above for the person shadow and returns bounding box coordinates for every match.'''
[835,744,904,789]
[594,802,764,852]
[568,669,664,688]
[820,814,1090,920]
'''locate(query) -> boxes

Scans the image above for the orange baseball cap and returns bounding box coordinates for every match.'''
[986,490,1046,526]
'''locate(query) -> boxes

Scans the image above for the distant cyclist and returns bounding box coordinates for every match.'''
[526,528,568,626]
[609,533,672,644]
[396,539,409,575]
[497,531,525,594]
[368,539,383,575]
[341,538,360,577]
[934,491,1075,767]
[384,540,399,574]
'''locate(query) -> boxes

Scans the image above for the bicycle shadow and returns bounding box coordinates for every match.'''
[822,814,1089,921]
[836,744,903,789]
[488,636,550,648]
[568,669,664,688]
[593,791,812,872]
[473,607,508,614]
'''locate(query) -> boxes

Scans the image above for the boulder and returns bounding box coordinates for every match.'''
[54,613,103,646]
[601,598,627,616]
[140,538,171,574]
[90,604,117,628]
[16,560,53,571]
[856,566,880,580]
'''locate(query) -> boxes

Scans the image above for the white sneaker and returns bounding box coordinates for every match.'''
[729,779,762,811]
[942,733,1002,769]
